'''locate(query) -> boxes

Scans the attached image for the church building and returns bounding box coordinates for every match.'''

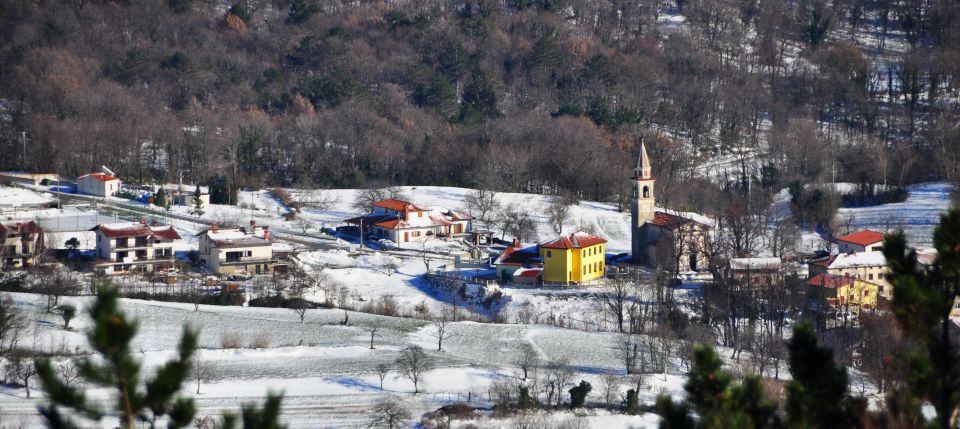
[631,142,710,273]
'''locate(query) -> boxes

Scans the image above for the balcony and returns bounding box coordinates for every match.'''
[221,257,277,266]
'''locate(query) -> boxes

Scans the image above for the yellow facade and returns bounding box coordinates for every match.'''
[540,242,606,284]
[836,278,881,309]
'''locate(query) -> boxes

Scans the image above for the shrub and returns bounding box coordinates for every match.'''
[220,331,243,349]
[248,331,272,349]
[569,380,592,408]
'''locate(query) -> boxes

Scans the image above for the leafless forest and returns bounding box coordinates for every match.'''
[0,0,958,207]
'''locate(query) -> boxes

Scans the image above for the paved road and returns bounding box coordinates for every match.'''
[47,190,342,251]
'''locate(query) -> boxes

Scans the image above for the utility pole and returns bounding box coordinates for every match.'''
[20,131,27,170]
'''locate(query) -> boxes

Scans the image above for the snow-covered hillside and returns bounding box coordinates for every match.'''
[0,293,685,428]
[837,182,954,247]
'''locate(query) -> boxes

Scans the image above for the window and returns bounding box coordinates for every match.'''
[546,251,552,258]
[642,186,649,198]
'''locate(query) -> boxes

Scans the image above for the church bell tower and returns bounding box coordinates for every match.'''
[631,141,656,261]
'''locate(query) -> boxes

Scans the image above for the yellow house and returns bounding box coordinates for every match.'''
[807,273,880,311]
[539,232,607,284]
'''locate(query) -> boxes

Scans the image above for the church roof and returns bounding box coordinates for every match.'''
[634,141,653,180]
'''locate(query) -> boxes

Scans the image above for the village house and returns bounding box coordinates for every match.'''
[77,166,121,197]
[345,199,471,246]
[197,222,276,275]
[540,232,607,285]
[807,273,881,312]
[837,230,885,253]
[728,257,783,288]
[91,220,180,275]
[0,220,43,270]
[493,240,541,282]
[808,251,891,298]
[630,143,711,273]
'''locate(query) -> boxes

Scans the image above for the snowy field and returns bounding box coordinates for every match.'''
[0,293,684,428]
[837,182,954,248]
[0,185,54,207]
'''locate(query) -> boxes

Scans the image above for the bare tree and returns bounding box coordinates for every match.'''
[0,295,27,355]
[603,277,636,333]
[369,398,411,429]
[375,363,391,389]
[430,311,456,352]
[545,358,574,407]
[513,343,540,381]
[496,204,536,242]
[395,345,431,394]
[463,188,500,227]
[381,257,400,276]
[365,321,384,349]
[193,359,207,394]
[294,189,339,210]
[4,349,36,398]
[353,187,407,212]
[294,216,314,234]
[615,334,641,375]
[545,196,572,234]
[600,372,620,409]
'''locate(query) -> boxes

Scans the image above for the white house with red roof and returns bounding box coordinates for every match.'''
[91,219,180,275]
[197,221,276,275]
[345,198,471,245]
[77,166,121,197]
[837,230,885,253]
[1,220,43,270]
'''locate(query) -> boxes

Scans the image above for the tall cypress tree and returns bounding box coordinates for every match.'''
[35,286,286,428]
[883,209,960,429]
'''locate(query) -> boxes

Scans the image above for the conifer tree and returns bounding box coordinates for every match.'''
[656,345,777,429]
[785,323,857,429]
[35,286,286,429]
[192,185,205,217]
[883,208,960,429]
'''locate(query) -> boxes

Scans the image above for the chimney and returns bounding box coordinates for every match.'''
[250,219,257,230]
[212,223,218,232]
[263,226,270,240]
[139,217,146,225]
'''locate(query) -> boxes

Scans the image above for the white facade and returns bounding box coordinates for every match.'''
[77,173,121,197]
[197,224,275,275]
[92,222,179,275]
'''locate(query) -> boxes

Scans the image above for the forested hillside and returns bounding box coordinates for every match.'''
[0,0,958,207]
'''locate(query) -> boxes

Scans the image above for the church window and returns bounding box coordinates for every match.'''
[642,186,650,198]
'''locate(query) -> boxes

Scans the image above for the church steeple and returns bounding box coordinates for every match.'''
[635,140,652,180]
[631,139,656,262]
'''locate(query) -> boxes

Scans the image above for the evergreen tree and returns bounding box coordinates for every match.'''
[192,185,205,217]
[883,208,960,429]
[286,0,319,24]
[456,70,500,124]
[656,345,777,429]
[154,189,167,208]
[785,323,856,429]
[35,286,286,429]
[568,380,591,408]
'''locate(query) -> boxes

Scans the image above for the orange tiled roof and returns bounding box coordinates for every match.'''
[838,230,885,246]
[540,232,607,249]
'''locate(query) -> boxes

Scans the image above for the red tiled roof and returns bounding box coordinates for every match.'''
[807,273,855,289]
[838,230,885,246]
[0,220,41,235]
[91,223,180,240]
[79,172,119,182]
[649,211,692,228]
[373,199,427,212]
[540,232,607,249]
[517,268,542,278]
[149,226,181,241]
